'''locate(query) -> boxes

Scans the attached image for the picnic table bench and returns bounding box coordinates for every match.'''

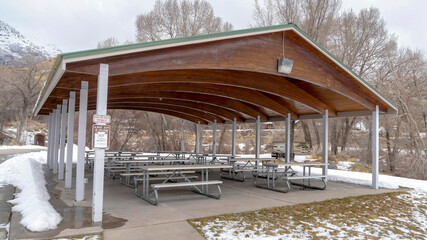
[253,162,327,193]
[135,164,232,205]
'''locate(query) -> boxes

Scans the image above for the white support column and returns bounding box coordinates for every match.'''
[76,81,88,201]
[53,105,61,174]
[255,116,260,164]
[196,122,200,154]
[232,118,236,157]
[92,64,109,222]
[322,109,329,180]
[65,92,76,189]
[47,113,53,170]
[212,119,217,155]
[58,99,68,180]
[372,105,379,189]
[286,113,291,163]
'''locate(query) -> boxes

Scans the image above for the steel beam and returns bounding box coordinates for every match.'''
[212,119,217,155]
[47,113,53,169]
[53,105,61,174]
[255,116,260,164]
[76,81,89,201]
[232,118,236,157]
[58,99,68,180]
[372,105,379,189]
[286,113,291,163]
[322,109,329,180]
[65,92,75,189]
[196,122,200,154]
[92,64,109,222]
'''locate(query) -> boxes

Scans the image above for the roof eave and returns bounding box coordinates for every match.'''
[33,55,65,116]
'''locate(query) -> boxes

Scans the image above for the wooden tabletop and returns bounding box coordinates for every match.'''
[140,164,233,171]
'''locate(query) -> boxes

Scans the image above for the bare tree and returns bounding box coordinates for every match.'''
[5,50,51,143]
[97,37,120,48]
[135,0,233,42]
[253,0,340,45]
[0,67,17,131]
[252,0,341,151]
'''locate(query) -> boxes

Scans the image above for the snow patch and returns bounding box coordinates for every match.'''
[336,161,355,171]
[289,166,427,191]
[0,145,47,151]
[0,222,9,240]
[0,151,62,232]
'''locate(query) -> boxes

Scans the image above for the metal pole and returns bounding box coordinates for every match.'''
[53,105,61,174]
[65,92,75,189]
[256,115,260,165]
[232,118,236,157]
[196,122,200,154]
[92,64,109,222]
[47,113,53,170]
[76,81,88,201]
[322,109,329,180]
[372,105,379,189]
[286,113,291,163]
[212,119,217,155]
[58,99,68,180]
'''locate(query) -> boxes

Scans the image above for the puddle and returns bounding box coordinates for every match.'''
[9,167,127,239]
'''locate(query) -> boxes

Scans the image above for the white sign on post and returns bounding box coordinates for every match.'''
[92,124,110,149]
[93,114,111,124]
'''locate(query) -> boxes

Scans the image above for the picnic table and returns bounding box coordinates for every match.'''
[135,164,232,205]
[114,159,190,186]
[253,162,327,193]
[195,154,236,164]
[220,157,278,182]
[155,151,197,160]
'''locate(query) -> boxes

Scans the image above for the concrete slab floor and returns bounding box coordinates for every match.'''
[8,166,399,240]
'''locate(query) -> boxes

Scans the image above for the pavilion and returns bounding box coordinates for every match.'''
[33,23,397,223]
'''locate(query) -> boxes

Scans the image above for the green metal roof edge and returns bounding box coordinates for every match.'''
[289,25,398,110]
[60,23,295,59]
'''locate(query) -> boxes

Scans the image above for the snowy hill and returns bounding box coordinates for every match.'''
[0,19,60,65]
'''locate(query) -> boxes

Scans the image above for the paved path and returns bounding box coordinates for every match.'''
[0,152,19,240]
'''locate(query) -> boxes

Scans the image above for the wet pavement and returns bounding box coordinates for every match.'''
[0,154,15,240]
[8,167,127,240]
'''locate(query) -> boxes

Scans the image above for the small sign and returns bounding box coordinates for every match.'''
[93,114,111,124]
[92,124,110,149]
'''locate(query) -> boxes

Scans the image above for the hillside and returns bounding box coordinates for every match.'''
[0,19,60,65]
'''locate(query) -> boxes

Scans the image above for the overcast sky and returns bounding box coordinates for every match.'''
[0,0,426,53]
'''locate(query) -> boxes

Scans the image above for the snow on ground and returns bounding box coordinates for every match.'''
[60,144,90,164]
[288,166,427,191]
[0,222,9,240]
[194,167,427,240]
[0,145,46,151]
[336,161,355,171]
[0,151,62,232]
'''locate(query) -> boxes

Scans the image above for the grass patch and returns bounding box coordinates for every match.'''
[350,162,371,173]
[52,233,103,240]
[189,191,427,239]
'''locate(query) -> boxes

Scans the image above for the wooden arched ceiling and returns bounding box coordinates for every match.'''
[36,24,396,124]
